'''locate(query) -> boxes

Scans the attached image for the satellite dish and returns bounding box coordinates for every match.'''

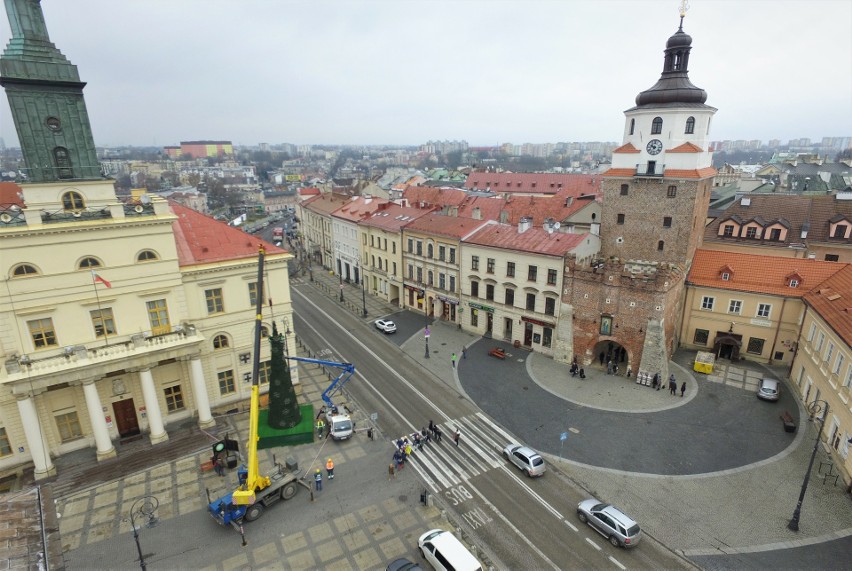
[553,222,561,229]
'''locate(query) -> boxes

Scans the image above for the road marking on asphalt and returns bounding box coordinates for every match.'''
[609,556,626,570]
[563,519,578,532]
[586,537,602,550]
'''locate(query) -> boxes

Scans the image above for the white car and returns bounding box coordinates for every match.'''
[375,319,397,334]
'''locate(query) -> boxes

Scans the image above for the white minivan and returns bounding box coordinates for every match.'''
[418,529,482,571]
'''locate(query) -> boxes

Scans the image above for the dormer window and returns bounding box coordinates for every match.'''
[789,279,799,288]
[745,227,758,239]
[651,117,663,135]
[722,225,734,237]
[721,272,730,281]
[78,257,101,269]
[685,117,695,134]
[62,191,84,211]
[12,263,38,277]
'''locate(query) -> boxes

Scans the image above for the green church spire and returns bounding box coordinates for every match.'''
[0,0,103,182]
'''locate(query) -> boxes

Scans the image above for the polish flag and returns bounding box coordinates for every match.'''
[91,270,112,288]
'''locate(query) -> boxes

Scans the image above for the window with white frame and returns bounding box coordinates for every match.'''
[832,353,844,376]
[844,364,852,388]
[728,300,742,314]
[815,331,825,352]
[807,323,816,342]
[701,296,714,310]
[824,342,834,363]
[756,303,771,318]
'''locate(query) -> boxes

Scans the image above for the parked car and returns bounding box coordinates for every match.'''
[502,444,546,477]
[386,558,422,571]
[577,498,642,548]
[418,529,482,571]
[757,378,780,401]
[375,319,397,334]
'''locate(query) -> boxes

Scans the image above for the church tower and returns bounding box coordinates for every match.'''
[560,5,716,380]
[0,0,102,182]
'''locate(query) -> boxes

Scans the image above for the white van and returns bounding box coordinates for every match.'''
[418,529,482,571]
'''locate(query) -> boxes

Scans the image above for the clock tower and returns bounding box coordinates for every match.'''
[559,5,716,381]
[0,0,102,183]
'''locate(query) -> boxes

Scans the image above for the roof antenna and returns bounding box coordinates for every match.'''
[678,0,689,31]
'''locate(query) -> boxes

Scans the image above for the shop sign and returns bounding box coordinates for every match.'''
[469,302,495,312]
[521,316,555,328]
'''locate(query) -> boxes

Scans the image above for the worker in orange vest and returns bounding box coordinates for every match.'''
[326,457,335,480]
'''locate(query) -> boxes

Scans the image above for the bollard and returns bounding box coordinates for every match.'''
[367,427,374,440]
[420,489,429,506]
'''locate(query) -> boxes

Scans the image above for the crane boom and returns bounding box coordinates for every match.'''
[231,247,271,505]
[280,355,355,409]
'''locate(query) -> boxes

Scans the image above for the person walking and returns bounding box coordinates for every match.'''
[669,375,677,395]
[453,428,461,447]
[326,457,335,480]
[434,425,442,443]
[626,366,632,378]
[316,417,325,438]
[314,469,323,492]
[451,353,457,368]
[579,368,585,379]
[462,346,467,359]
[599,352,605,366]
[213,453,225,477]
[680,382,686,397]
[654,373,660,390]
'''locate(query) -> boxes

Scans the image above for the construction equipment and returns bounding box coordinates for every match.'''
[281,355,356,440]
[207,247,307,528]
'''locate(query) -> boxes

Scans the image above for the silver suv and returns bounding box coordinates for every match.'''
[577,499,642,548]
[757,378,780,401]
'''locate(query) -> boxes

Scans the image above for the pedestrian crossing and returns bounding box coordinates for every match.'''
[392,412,517,494]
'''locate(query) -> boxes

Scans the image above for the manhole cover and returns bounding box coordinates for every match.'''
[568,427,580,434]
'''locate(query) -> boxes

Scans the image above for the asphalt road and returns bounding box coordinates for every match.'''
[290,284,693,570]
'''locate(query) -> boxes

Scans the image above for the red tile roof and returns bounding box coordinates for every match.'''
[664,167,717,179]
[464,172,602,195]
[302,192,349,215]
[359,203,434,231]
[803,265,852,345]
[613,143,641,154]
[405,214,489,239]
[332,195,390,222]
[402,186,468,208]
[668,142,704,153]
[601,168,636,177]
[170,201,286,267]
[0,181,23,206]
[688,249,844,297]
[465,222,587,256]
[298,187,321,197]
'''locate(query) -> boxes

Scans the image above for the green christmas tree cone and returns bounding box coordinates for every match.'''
[267,322,302,428]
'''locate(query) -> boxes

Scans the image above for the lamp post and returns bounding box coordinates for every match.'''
[283,317,291,355]
[423,290,430,359]
[129,495,160,571]
[360,267,368,317]
[339,266,344,302]
[788,399,829,532]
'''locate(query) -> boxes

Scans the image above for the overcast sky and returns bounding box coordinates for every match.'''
[0,0,850,148]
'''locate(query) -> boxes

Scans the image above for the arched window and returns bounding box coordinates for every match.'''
[629,118,635,135]
[657,240,665,251]
[427,243,434,258]
[12,264,38,277]
[685,116,695,134]
[137,250,158,262]
[53,147,73,179]
[213,334,229,349]
[260,325,270,338]
[651,117,663,135]
[78,257,101,269]
[62,191,84,211]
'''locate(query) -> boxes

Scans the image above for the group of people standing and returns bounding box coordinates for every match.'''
[651,373,686,397]
[388,421,461,478]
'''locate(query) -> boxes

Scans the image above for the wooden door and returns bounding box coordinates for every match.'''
[113,398,140,437]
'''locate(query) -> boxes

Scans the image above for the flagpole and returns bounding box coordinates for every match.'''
[91,270,110,347]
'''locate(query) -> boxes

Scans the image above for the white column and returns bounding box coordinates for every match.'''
[82,381,116,460]
[16,394,56,479]
[189,357,215,428]
[139,368,168,444]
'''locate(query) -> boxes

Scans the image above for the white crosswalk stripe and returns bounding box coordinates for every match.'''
[392,414,517,492]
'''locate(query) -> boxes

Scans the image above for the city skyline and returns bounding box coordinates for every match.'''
[1,0,850,149]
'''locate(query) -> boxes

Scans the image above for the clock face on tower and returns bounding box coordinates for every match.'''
[646,139,663,155]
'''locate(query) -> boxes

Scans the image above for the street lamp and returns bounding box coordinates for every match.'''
[129,495,160,571]
[283,317,291,355]
[788,399,829,532]
[360,268,368,317]
[423,290,430,359]
[339,268,344,302]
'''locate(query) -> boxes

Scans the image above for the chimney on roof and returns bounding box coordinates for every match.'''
[544,218,555,234]
[499,210,509,224]
[565,196,573,207]
[518,216,532,234]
